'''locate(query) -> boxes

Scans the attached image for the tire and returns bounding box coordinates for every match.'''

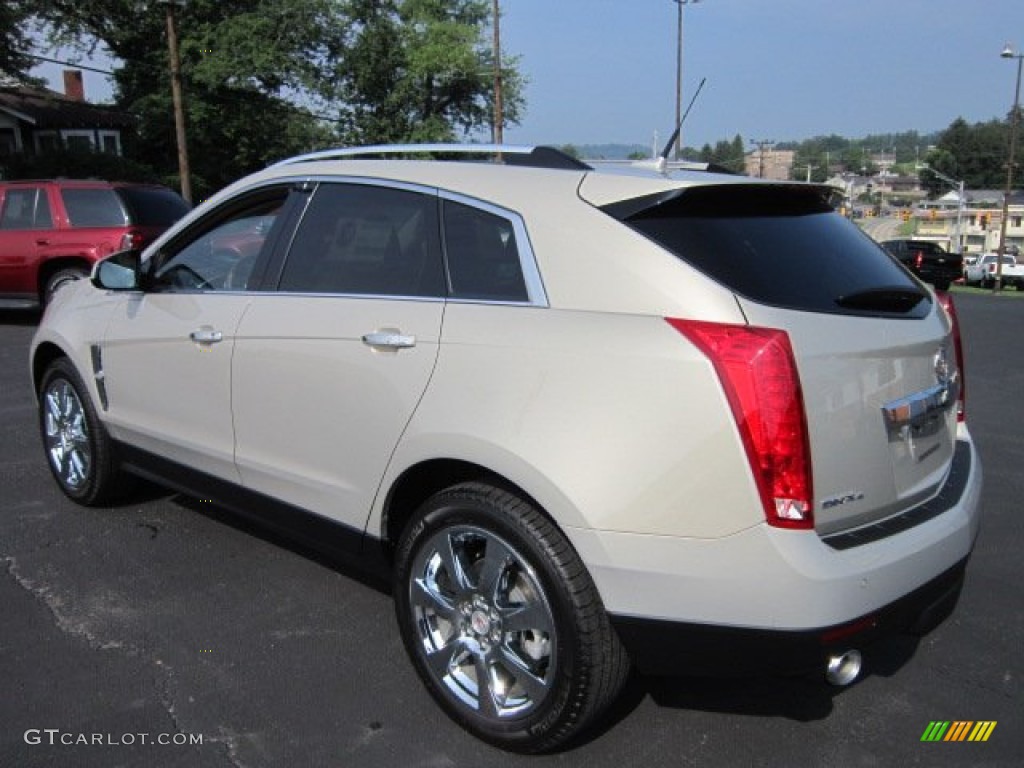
[394,482,630,753]
[38,358,124,505]
[44,266,89,305]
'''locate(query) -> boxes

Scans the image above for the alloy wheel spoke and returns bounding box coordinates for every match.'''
[498,600,553,635]
[423,636,464,680]
[436,532,473,594]
[475,534,513,600]
[497,645,549,702]
[410,576,456,624]
[68,450,87,486]
[473,654,501,718]
[45,391,63,426]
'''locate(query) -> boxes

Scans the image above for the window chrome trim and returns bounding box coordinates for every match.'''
[438,189,549,308]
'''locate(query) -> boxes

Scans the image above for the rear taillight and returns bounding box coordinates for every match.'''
[119,230,144,251]
[666,318,814,529]
[914,252,924,269]
[936,292,967,422]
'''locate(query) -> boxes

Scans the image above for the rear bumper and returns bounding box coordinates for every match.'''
[610,557,967,677]
[569,436,982,677]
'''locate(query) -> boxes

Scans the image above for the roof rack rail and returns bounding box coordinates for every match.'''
[271,143,593,172]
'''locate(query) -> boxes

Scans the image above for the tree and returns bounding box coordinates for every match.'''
[920,147,958,197]
[1,1,37,80]
[327,0,524,144]
[933,116,1010,189]
[32,0,337,196]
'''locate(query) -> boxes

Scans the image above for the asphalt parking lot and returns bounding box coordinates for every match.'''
[1,292,1021,768]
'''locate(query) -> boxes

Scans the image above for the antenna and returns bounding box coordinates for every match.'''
[657,77,707,173]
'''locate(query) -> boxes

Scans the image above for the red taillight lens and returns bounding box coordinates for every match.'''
[936,292,967,422]
[915,252,924,269]
[667,318,814,529]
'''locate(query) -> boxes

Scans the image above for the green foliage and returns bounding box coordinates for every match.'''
[28,0,520,194]
[0,146,160,183]
[329,0,523,144]
[1,2,44,81]
[696,135,745,171]
[932,115,1015,190]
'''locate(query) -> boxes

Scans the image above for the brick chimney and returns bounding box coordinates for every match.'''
[63,70,85,102]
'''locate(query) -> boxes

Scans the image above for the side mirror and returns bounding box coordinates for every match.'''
[92,249,142,291]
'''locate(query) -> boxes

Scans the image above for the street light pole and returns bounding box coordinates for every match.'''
[671,0,701,162]
[995,43,1023,292]
[161,0,191,204]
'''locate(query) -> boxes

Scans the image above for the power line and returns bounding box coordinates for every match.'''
[21,53,115,77]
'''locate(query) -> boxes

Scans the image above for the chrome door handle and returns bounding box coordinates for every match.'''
[190,328,224,344]
[362,331,416,349]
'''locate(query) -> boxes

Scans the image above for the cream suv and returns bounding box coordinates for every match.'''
[30,145,983,752]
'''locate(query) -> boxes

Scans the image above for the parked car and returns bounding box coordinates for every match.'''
[31,145,983,752]
[0,178,189,308]
[880,239,963,291]
[963,252,1022,288]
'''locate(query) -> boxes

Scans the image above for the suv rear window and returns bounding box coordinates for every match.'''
[117,186,190,226]
[612,184,930,318]
[61,188,130,227]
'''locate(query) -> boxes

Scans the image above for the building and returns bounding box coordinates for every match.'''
[914,190,1024,254]
[743,148,794,180]
[0,70,134,158]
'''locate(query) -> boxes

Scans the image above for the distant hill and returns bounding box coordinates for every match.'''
[577,143,650,161]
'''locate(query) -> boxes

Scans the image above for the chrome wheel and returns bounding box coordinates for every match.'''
[408,524,557,720]
[42,378,92,491]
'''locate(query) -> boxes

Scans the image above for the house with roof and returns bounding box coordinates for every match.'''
[914,189,1024,254]
[0,70,134,159]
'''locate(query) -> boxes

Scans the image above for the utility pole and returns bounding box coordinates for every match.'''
[803,163,817,182]
[671,0,703,161]
[160,0,191,204]
[492,0,503,145]
[750,139,775,178]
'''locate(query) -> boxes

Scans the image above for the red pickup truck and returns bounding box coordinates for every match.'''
[0,179,189,308]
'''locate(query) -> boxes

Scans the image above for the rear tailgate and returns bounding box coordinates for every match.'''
[594,179,960,535]
[739,299,957,535]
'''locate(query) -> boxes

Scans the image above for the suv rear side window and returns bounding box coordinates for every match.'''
[61,188,129,227]
[615,185,930,317]
[117,186,190,226]
[444,200,528,302]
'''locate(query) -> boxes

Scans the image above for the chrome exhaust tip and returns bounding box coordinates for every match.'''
[825,650,862,686]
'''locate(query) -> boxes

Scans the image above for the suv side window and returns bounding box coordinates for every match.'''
[0,188,53,230]
[149,187,290,292]
[443,200,528,302]
[278,182,445,298]
[61,188,129,227]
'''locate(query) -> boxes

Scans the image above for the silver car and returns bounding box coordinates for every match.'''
[31,145,983,752]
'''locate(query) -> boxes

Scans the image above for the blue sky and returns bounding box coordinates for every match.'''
[501,0,1024,148]
[30,0,1024,150]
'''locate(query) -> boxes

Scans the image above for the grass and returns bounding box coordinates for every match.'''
[949,282,1024,298]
